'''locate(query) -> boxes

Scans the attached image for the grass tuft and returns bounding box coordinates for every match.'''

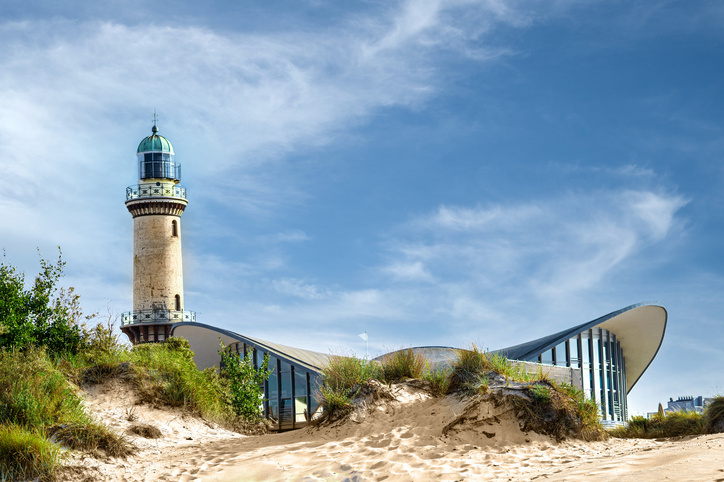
[128,423,163,439]
[705,396,724,434]
[49,422,134,458]
[0,425,59,482]
[378,348,427,382]
[318,354,379,416]
[422,364,451,396]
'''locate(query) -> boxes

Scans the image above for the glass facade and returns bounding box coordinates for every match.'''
[229,341,323,430]
[536,327,628,421]
[139,152,181,181]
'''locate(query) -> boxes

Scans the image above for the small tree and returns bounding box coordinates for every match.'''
[0,250,91,355]
[219,342,271,420]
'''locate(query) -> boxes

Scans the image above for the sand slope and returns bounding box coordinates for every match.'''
[62,379,724,481]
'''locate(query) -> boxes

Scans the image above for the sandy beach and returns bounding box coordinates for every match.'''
[62,379,724,481]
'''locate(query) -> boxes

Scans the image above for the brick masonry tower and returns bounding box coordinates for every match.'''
[121,123,195,344]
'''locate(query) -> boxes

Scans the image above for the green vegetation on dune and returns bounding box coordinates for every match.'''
[317,345,605,441]
[0,254,272,480]
[609,396,724,439]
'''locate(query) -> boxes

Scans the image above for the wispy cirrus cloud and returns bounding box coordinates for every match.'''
[382,190,688,304]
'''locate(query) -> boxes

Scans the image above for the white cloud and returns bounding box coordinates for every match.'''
[272,278,328,300]
[386,190,687,303]
[382,261,434,282]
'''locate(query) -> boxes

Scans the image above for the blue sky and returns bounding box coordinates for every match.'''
[1,0,722,415]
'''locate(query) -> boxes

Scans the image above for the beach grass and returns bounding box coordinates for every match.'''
[0,346,135,480]
[378,347,427,382]
[318,354,380,415]
[705,396,724,434]
[317,345,606,440]
[0,425,59,482]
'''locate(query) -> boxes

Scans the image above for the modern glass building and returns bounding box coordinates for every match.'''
[170,322,328,431]
[494,303,667,422]
[169,303,666,428]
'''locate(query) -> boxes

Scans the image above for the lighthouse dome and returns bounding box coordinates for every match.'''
[137,125,175,154]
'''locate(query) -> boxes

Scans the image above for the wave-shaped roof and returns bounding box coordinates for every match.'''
[493,303,667,392]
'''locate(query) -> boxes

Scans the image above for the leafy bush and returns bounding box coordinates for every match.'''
[378,348,427,382]
[219,344,271,420]
[0,252,90,355]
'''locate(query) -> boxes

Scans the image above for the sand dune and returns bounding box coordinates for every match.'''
[62,379,724,481]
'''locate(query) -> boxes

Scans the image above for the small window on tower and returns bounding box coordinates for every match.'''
[175,294,181,311]
[172,220,178,237]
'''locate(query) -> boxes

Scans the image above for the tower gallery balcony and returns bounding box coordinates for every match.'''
[126,182,187,201]
[121,310,196,326]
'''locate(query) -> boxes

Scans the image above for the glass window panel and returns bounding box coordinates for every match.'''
[280,399,293,425]
[569,338,580,368]
[280,360,291,372]
[554,342,567,366]
[268,356,278,373]
[281,372,292,398]
[295,372,307,397]
[269,400,279,422]
[268,372,278,398]
[295,396,308,423]
[255,350,264,369]
[540,349,553,365]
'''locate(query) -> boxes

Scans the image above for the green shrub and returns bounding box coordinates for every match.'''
[219,343,271,420]
[0,425,59,481]
[0,252,89,356]
[378,348,426,382]
[705,396,724,434]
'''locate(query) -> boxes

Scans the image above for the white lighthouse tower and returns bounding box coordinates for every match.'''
[121,122,195,344]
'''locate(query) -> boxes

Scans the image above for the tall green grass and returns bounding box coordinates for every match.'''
[377,348,427,382]
[705,396,724,434]
[0,425,59,482]
[318,355,380,415]
[611,397,724,439]
[610,411,705,438]
[0,347,133,480]
[448,344,541,392]
[130,338,232,423]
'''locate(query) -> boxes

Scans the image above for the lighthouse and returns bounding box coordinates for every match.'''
[121,123,195,344]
